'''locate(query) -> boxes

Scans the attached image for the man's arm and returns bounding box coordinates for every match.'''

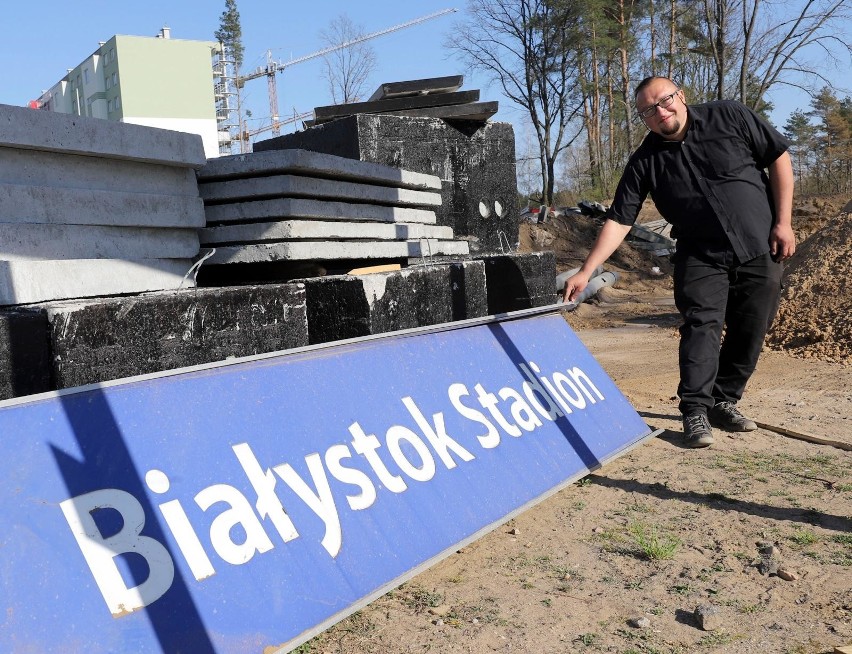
[768,150,795,262]
[562,219,632,302]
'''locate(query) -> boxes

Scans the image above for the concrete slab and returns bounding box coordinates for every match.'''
[206,240,470,265]
[0,102,206,167]
[254,114,518,252]
[300,260,487,344]
[199,174,442,206]
[43,284,308,389]
[0,224,199,260]
[386,101,498,122]
[0,259,194,306]
[197,149,441,190]
[204,198,437,225]
[478,251,557,313]
[368,75,464,101]
[0,183,205,227]
[0,308,51,400]
[200,221,454,245]
[0,147,200,196]
[312,90,480,125]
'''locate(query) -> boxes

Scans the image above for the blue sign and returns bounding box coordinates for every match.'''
[0,309,653,653]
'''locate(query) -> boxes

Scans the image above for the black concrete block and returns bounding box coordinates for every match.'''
[254,114,518,253]
[450,260,489,322]
[479,252,557,313]
[301,261,487,345]
[0,309,51,400]
[45,284,308,389]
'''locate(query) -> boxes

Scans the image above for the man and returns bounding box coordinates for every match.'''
[562,76,795,448]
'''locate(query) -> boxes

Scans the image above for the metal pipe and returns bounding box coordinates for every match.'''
[555,265,604,292]
[559,270,619,306]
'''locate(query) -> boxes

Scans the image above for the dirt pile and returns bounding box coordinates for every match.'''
[520,208,671,277]
[766,204,852,363]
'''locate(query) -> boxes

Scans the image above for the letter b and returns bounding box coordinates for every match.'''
[60,489,174,616]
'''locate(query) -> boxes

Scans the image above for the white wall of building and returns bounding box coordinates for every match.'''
[122,116,219,159]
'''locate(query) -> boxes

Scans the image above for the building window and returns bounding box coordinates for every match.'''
[112,72,118,86]
[106,77,111,90]
[114,96,121,110]
[84,68,90,84]
[109,48,115,63]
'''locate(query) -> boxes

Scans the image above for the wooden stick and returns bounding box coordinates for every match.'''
[755,421,852,452]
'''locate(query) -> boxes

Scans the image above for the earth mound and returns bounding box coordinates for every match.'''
[766,203,852,363]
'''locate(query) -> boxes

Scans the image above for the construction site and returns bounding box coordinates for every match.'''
[2,15,851,653]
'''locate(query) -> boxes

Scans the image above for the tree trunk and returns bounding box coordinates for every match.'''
[739,0,758,103]
[618,0,635,148]
[590,21,603,190]
[667,0,676,79]
[649,0,657,76]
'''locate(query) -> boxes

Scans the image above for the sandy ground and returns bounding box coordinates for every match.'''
[294,202,851,654]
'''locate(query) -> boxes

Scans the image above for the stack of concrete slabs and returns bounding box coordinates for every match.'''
[365,75,498,122]
[197,149,469,266]
[0,103,206,306]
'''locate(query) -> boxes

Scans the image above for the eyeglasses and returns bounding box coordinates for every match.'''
[637,90,680,119]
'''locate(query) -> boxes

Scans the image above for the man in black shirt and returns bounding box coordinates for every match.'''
[562,76,795,448]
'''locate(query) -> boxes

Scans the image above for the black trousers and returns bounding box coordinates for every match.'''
[673,250,783,415]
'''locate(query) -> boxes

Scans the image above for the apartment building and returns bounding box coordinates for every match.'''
[36,28,222,158]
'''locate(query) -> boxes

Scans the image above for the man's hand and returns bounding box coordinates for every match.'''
[561,272,590,303]
[560,220,632,304]
[770,223,796,262]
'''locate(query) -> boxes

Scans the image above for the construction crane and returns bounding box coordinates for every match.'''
[241,110,314,141]
[237,8,457,144]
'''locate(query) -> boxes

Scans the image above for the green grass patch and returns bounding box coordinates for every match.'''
[575,632,599,646]
[630,522,680,560]
[400,585,443,613]
[789,528,819,546]
[698,631,734,646]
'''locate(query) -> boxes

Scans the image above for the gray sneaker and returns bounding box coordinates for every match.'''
[683,412,714,448]
[709,401,757,432]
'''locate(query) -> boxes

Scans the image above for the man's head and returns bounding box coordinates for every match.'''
[635,76,688,141]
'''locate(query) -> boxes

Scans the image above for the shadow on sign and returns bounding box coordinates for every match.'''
[487,320,601,470]
[51,388,215,653]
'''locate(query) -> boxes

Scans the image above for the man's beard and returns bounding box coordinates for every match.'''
[659,117,681,136]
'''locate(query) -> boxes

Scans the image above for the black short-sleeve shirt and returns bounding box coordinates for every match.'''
[607,100,789,262]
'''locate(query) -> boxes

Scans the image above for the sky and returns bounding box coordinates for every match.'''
[3,1,843,151]
[4,1,512,144]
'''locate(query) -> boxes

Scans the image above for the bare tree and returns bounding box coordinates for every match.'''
[448,0,585,208]
[319,14,378,105]
[738,0,852,110]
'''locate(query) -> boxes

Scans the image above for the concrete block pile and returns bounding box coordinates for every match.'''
[195,149,469,274]
[255,114,518,254]
[0,101,554,403]
[0,103,206,306]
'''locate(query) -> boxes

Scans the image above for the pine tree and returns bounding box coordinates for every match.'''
[215,0,244,71]
[784,109,817,191]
